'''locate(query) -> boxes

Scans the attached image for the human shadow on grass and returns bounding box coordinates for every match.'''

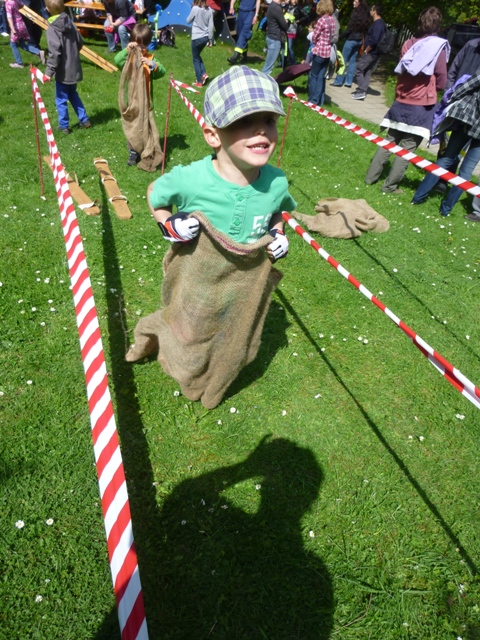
[163,133,189,166]
[148,436,333,639]
[276,289,478,576]
[352,237,480,366]
[88,107,120,126]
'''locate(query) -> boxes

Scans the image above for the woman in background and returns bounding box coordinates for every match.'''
[364,6,448,194]
[307,0,336,106]
[331,0,370,87]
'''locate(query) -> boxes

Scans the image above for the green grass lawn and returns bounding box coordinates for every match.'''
[1,29,480,640]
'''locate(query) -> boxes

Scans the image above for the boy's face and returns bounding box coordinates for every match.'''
[214,112,279,173]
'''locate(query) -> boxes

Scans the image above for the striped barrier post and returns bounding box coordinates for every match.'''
[283,86,480,200]
[170,82,480,410]
[171,78,205,128]
[30,68,149,640]
[173,79,200,94]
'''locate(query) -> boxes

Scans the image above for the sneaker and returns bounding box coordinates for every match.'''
[193,82,203,88]
[10,62,25,69]
[464,213,480,222]
[79,119,91,129]
[227,51,241,64]
[39,49,46,65]
[2,31,9,37]
[59,127,71,134]
[352,91,366,100]
[202,73,209,85]
[127,149,140,166]
[433,182,447,194]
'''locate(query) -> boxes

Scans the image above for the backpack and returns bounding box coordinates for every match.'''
[376,25,395,54]
[159,26,175,47]
[330,16,340,44]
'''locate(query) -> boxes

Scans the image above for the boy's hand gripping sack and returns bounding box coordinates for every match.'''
[268,229,289,261]
[159,212,200,242]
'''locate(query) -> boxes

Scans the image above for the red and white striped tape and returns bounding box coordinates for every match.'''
[283,86,480,199]
[171,77,205,128]
[174,79,200,94]
[170,85,480,409]
[283,212,480,410]
[29,68,149,640]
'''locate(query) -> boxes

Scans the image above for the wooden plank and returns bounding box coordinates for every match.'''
[43,156,101,217]
[20,5,117,73]
[65,1,105,10]
[74,22,105,29]
[94,158,132,220]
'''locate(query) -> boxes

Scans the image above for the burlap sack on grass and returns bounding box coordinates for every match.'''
[126,212,282,409]
[295,197,390,238]
[118,47,163,173]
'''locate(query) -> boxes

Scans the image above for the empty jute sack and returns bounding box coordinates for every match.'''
[126,212,282,409]
[118,47,163,173]
[294,197,390,238]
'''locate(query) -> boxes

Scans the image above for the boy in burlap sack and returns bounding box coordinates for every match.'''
[126,66,296,408]
[115,23,165,170]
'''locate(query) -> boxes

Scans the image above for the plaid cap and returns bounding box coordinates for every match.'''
[204,66,286,128]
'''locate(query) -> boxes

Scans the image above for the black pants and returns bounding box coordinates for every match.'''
[353,52,380,93]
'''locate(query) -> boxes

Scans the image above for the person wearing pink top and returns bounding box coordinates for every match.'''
[6,0,45,67]
[307,0,336,106]
[364,6,448,194]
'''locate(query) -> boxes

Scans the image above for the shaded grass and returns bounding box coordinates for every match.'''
[1,30,480,640]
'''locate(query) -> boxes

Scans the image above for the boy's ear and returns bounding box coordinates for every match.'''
[203,125,221,150]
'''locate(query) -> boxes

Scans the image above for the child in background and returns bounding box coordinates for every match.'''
[115,23,166,167]
[187,0,213,87]
[284,0,300,65]
[147,65,295,250]
[6,0,46,68]
[44,0,90,133]
[303,20,316,64]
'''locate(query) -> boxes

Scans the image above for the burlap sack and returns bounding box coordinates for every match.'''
[294,198,390,238]
[126,212,282,409]
[118,47,163,173]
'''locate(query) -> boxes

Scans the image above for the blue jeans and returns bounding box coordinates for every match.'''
[235,8,254,52]
[104,19,130,51]
[0,1,7,33]
[10,38,40,65]
[308,55,329,106]
[333,38,361,86]
[55,81,88,129]
[412,128,480,216]
[473,193,480,215]
[262,36,281,75]
[287,36,296,65]
[191,36,209,82]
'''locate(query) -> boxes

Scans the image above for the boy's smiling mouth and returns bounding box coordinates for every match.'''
[248,143,270,152]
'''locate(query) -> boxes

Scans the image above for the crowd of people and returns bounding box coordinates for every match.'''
[3,0,480,219]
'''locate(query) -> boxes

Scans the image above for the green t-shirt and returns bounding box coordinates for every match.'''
[149,155,297,244]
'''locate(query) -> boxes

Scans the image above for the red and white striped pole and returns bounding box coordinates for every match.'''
[283,86,480,200]
[282,212,480,410]
[171,78,205,128]
[30,68,149,640]
[169,74,480,410]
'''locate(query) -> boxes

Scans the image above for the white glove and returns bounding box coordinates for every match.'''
[267,229,289,261]
[158,212,200,243]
